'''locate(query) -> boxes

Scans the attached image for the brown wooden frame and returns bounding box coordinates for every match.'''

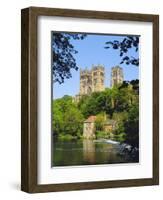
[21,6,159,193]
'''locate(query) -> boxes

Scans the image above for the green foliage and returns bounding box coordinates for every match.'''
[96,131,109,139]
[78,82,138,118]
[78,92,102,117]
[58,134,76,141]
[112,111,128,122]
[112,103,139,146]
[52,33,87,84]
[113,133,126,143]
[53,95,84,139]
[95,113,106,131]
[105,36,139,66]
[113,121,126,143]
[124,103,139,147]
[53,80,139,146]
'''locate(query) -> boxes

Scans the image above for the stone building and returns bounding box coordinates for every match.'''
[111,66,124,87]
[83,116,96,139]
[79,65,105,95]
[83,116,117,139]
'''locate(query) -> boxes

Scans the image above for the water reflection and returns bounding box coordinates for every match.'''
[53,138,138,167]
[83,139,95,164]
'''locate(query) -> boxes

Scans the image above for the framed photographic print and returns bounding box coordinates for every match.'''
[21,7,159,193]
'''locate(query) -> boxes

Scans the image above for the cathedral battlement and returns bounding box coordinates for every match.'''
[80,65,104,75]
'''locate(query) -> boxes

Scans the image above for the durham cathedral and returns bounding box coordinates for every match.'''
[73,65,124,102]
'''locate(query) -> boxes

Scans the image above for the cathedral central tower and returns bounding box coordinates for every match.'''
[79,65,105,95]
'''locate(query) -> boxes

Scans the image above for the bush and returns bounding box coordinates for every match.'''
[113,133,126,143]
[95,113,106,131]
[76,131,83,139]
[95,131,109,139]
[58,134,76,141]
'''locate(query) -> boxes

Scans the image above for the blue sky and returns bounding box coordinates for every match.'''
[53,33,139,99]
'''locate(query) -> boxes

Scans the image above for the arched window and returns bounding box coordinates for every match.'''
[87,87,92,93]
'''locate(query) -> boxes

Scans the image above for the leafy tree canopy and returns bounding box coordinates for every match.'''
[95,112,106,131]
[78,80,138,118]
[124,103,139,147]
[105,36,139,66]
[52,32,87,84]
[53,95,84,137]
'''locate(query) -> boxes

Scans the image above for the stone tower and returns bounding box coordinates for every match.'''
[79,65,105,95]
[111,66,124,87]
[92,66,105,92]
[79,68,92,95]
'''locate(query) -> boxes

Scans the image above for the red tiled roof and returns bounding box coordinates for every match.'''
[84,115,96,123]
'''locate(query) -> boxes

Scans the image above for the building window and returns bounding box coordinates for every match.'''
[100,72,103,76]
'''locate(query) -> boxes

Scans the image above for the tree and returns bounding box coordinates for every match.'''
[63,106,84,137]
[78,85,138,119]
[78,92,102,118]
[119,80,139,93]
[112,111,128,122]
[52,100,63,136]
[130,79,139,94]
[52,95,84,138]
[105,36,139,66]
[124,103,139,148]
[52,32,86,84]
[95,113,106,131]
[112,112,128,142]
[96,89,112,116]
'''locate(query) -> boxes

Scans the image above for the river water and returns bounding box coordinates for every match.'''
[53,139,138,167]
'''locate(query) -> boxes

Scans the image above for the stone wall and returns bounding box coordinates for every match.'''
[83,122,96,139]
